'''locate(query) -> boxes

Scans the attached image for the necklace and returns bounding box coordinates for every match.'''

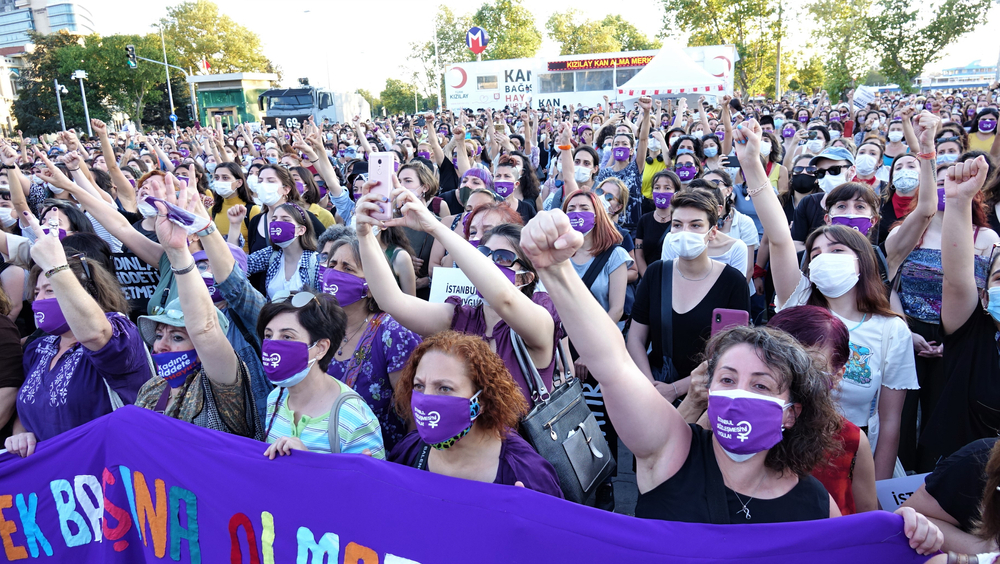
[847,313,868,332]
[337,315,370,356]
[732,471,767,520]
[677,262,714,281]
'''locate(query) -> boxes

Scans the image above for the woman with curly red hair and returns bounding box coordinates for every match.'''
[389,331,562,497]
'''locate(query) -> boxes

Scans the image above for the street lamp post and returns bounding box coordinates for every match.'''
[53,79,68,131]
[71,70,91,136]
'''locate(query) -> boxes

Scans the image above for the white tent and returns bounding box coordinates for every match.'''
[616,44,728,102]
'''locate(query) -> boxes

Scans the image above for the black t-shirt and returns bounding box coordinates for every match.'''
[635,424,830,523]
[925,437,997,532]
[616,226,635,253]
[790,193,828,243]
[631,261,750,379]
[921,308,1000,463]
[516,198,536,225]
[120,208,143,226]
[438,157,460,195]
[635,212,670,266]
[120,218,158,256]
[878,196,902,246]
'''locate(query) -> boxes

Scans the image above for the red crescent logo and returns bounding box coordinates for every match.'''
[711,56,732,77]
[451,67,467,89]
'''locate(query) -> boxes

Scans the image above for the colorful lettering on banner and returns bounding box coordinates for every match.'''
[0,407,931,563]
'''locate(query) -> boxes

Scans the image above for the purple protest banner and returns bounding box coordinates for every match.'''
[0,407,932,563]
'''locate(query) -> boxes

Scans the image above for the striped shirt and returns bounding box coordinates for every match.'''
[265,379,385,459]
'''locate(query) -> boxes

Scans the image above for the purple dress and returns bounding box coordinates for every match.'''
[389,430,564,497]
[18,312,152,441]
[327,312,421,451]
[446,292,564,406]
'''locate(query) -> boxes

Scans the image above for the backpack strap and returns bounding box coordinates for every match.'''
[659,260,674,379]
[581,247,615,289]
[327,386,364,454]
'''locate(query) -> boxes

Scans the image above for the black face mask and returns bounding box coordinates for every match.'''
[791,174,818,194]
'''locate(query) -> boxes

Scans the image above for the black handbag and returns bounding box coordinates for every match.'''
[510,329,616,505]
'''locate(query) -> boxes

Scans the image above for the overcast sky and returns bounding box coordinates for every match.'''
[86,0,1000,92]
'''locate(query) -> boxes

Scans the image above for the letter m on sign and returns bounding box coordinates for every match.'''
[296,527,339,563]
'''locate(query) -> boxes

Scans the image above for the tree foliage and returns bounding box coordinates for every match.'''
[807,0,874,100]
[356,89,382,115]
[862,0,991,94]
[791,54,826,94]
[159,0,274,75]
[471,0,542,61]
[660,0,780,95]
[546,10,661,55]
[378,78,435,116]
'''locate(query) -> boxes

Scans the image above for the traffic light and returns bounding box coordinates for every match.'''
[126,45,137,69]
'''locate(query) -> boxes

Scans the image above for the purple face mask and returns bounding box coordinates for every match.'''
[707,389,789,460]
[798,115,809,123]
[142,196,212,234]
[468,239,481,249]
[494,180,515,199]
[566,211,595,234]
[612,147,630,161]
[178,148,190,157]
[152,349,201,388]
[925,103,933,111]
[411,390,482,449]
[781,128,796,138]
[261,339,314,387]
[714,131,725,141]
[32,298,70,335]
[128,178,136,188]
[294,181,305,194]
[322,268,368,307]
[980,119,997,133]
[269,221,296,246]
[675,165,698,182]
[937,187,946,212]
[202,275,225,303]
[653,192,674,209]
[417,151,431,160]
[830,215,874,236]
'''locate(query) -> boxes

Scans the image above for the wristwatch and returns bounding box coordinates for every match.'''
[194,223,217,238]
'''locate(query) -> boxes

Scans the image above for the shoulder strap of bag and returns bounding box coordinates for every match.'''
[104,379,124,411]
[660,260,674,367]
[581,247,615,289]
[327,387,364,454]
[705,451,731,524]
[509,328,549,402]
[227,312,262,359]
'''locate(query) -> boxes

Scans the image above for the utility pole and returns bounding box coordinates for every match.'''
[775,4,783,100]
[53,79,67,131]
[160,24,176,132]
[433,21,442,112]
[71,71,91,136]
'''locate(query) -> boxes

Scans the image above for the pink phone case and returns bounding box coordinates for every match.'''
[368,152,394,221]
[711,308,750,337]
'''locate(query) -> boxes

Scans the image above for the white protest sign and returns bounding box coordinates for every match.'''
[875,472,929,512]
[429,267,482,307]
[853,85,877,111]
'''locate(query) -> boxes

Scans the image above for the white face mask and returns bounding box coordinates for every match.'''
[829,131,842,140]
[211,180,236,198]
[257,182,282,207]
[855,154,878,176]
[236,140,245,148]
[574,165,591,183]
[649,139,661,152]
[665,230,709,260]
[759,141,772,156]
[819,170,846,192]
[805,139,824,153]
[887,131,904,143]
[893,169,920,194]
[809,253,859,298]
[0,207,15,227]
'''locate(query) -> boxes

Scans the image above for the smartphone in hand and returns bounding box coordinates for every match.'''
[368,152,394,222]
[711,308,750,337]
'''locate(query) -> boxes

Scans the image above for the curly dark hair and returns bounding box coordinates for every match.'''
[703,325,842,477]
[394,331,528,438]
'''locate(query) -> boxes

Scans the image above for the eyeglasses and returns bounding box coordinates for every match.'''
[271,290,318,308]
[68,252,93,288]
[792,165,818,175]
[706,178,724,186]
[478,245,520,268]
[195,260,211,273]
[935,136,960,145]
[814,165,847,179]
[318,252,330,265]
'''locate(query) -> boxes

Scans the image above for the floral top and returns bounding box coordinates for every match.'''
[326,312,421,451]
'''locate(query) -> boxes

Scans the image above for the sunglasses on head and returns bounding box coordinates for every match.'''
[271,290,318,308]
[814,165,847,179]
[792,165,818,175]
[477,245,520,268]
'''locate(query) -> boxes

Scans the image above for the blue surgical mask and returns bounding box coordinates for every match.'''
[987,287,1000,324]
[936,154,959,165]
[704,146,719,158]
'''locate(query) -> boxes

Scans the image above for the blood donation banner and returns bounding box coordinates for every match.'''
[0,407,931,563]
